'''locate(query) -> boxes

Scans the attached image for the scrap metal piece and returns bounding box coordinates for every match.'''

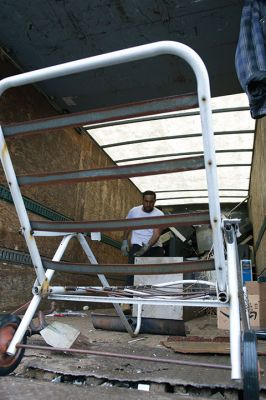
[163,335,266,356]
[17,343,232,371]
[91,313,186,336]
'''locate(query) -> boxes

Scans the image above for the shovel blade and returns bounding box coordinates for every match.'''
[40,321,80,349]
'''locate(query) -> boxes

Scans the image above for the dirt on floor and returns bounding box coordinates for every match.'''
[1,307,266,399]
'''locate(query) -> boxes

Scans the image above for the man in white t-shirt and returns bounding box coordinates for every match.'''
[121,191,164,284]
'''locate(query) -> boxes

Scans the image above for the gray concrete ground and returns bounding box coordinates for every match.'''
[0,309,265,399]
[1,376,212,400]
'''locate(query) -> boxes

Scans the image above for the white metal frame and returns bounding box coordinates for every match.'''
[0,41,242,379]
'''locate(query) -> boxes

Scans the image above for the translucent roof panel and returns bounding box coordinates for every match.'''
[86,93,255,206]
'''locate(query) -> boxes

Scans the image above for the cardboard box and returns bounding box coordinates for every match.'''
[217,282,266,330]
[217,307,230,330]
[246,282,266,328]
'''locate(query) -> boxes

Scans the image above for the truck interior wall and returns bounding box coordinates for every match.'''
[248,116,266,278]
[0,50,141,311]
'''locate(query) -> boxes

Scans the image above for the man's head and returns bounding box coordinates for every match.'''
[142,190,156,213]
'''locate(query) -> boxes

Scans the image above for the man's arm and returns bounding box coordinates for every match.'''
[133,227,161,257]
[121,230,131,256]
[147,208,164,247]
[121,232,130,256]
[147,227,161,247]
[121,207,133,256]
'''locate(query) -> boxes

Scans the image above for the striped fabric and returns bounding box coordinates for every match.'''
[235,0,266,119]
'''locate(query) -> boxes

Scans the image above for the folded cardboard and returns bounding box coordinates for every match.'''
[217,282,266,330]
[217,307,230,330]
[246,281,266,328]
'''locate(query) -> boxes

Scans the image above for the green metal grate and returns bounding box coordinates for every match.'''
[0,184,121,249]
[0,184,71,221]
[0,247,32,265]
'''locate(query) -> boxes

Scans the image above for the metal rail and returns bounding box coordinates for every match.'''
[17,344,231,371]
[156,188,248,193]
[41,259,215,275]
[30,211,210,233]
[87,107,250,130]
[157,195,248,201]
[48,294,224,308]
[2,93,198,138]
[102,130,254,149]
[115,148,252,164]
[17,156,205,186]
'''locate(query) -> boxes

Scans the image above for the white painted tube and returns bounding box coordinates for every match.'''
[77,234,135,337]
[134,304,142,336]
[0,40,226,292]
[7,234,74,355]
[227,240,241,380]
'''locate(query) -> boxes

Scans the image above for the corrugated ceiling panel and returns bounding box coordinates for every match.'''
[86,93,255,205]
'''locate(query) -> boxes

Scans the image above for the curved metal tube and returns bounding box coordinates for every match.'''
[0,40,226,292]
[133,304,142,336]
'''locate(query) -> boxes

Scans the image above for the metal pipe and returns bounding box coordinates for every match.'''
[156,188,248,193]
[225,225,241,380]
[218,291,228,303]
[115,148,252,164]
[47,293,225,308]
[102,130,253,149]
[40,259,215,275]
[17,343,231,371]
[31,211,210,233]
[154,279,216,287]
[2,94,198,138]
[87,108,250,131]
[133,304,142,336]
[43,285,214,300]
[157,195,247,201]
[17,156,205,187]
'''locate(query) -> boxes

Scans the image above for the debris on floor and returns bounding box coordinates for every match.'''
[162,335,266,355]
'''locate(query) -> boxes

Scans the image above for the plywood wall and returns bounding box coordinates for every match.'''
[0,51,141,310]
[248,117,266,278]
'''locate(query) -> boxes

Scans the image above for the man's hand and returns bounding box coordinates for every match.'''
[121,239,130,256]
[134,243,150,257]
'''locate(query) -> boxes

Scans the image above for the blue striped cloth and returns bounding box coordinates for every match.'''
[235,0,266,119]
